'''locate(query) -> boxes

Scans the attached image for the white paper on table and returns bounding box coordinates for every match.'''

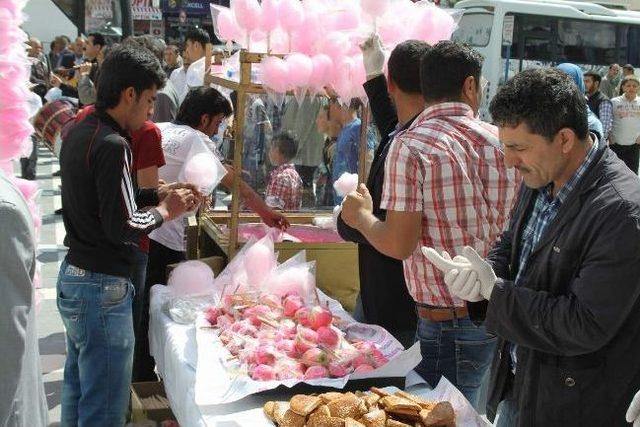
[194,290,422,406]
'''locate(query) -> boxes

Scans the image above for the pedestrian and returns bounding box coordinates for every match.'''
[556,63,603,141]
[340,40,519,407]
[314,103,341,206]
[584,71,613,142]
[336,35,426,347]
[610,75,640,173]
[0,172,48,427]
[601,63,622,99]
[77,32,106,106]
[331,98,376,205]
[57,45,199,426]
[164,44,182,76]
[265,132,304,211]
[134,87,290,381]
[619,64,636,95]
[170,28,209,102]
[424,67,640,426]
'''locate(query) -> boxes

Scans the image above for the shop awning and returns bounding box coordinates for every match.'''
[132,6,163,21]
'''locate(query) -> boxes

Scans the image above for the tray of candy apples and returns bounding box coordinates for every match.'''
[205,291,390,381]
[263,387,456,427]
[192,234,421,405]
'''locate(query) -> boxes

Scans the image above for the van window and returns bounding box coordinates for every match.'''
[452,12,493,47]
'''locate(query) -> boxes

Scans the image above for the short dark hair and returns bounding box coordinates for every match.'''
[273,132,299,161]
[185,27,210,48]
[96,45,166,111]
[176,87,233,128]
[348,98,363,111]
[388,40,431,94]
[489,68,588,141]
[420,40,483,102]
[123,35,166,63]
[88,32,105,48]
[166,44,180,54]
[583,71,602,85]
[623,64,635,72]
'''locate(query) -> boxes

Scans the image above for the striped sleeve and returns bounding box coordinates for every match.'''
[94,137,163,246]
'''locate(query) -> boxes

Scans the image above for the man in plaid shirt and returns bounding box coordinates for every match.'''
[342,41,519,407]
[265,132,303,211]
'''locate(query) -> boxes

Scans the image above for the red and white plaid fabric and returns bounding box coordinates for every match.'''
[265,163,303,211]
[381,102,519,307]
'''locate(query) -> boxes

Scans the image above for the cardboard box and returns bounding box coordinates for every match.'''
[130,381,176,423]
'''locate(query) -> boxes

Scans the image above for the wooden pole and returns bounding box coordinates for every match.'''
[357,103,370,185]
[228,51,252,259]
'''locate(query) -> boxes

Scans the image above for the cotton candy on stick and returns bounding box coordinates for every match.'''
[278,0,305,51]
[333,172,359,197]
[232,0,261,48]
[183,151,226,193]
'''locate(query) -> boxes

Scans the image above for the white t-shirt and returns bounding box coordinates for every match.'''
[169,66,189,104]
[611,95,640,146]
[149,122,221,252]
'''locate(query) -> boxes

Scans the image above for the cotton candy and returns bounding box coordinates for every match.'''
[285,53,313,88]
[167,260,216,296]
[333,172,359,196]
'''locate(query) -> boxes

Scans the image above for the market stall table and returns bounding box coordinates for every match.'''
[149,286,489,427]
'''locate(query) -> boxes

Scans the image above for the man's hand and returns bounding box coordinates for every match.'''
[258,208,290,230]
[50,73,63,88]
[156,188,198,221]
[341,184,373,229]
[422,246,497,301]
[158,182,203,201]
[78,62,93,76]
[359,33,385,80]
[627,390,640,427]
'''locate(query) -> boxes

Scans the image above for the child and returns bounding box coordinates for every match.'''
[265,132,303,211]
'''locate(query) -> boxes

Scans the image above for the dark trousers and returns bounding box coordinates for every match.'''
[20,136,38,180]
[610,144,640,174]
[132,239,185,382]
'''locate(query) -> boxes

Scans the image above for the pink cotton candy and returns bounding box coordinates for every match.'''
[260,56,290,93]
[183,151,225,192]
[310,54,334,90]
[12,178,38,201]
[167,260,216,296]
[278,0,305,33]
[326,1,361,31]
[333,172,359,196]
[243,241,276,285]
[250,364,277,381]
[232,0,262,33]
[217,8,245,42]
[378,17,408,48]
[290,14,321,55]
[259,0,280,32]
[285,53,313,88]
[409,3,456,44]
[316,32,350,62]
[361,0,390,18]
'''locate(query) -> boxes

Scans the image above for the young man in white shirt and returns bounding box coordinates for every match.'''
[169,28,208,103]
[610,75,640,173]
[135,87,290,380]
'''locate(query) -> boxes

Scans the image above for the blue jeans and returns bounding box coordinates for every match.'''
[414,316,496,409]
[495,397,519,427]
[57,259,135,427]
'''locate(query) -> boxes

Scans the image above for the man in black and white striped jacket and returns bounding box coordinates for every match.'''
[57,45,200,426]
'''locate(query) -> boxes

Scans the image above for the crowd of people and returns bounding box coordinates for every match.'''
[4,21,640,427]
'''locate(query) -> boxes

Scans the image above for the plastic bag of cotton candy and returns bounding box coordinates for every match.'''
[163,260,218,324]
[261,250,318,303]
[212,232,279,296]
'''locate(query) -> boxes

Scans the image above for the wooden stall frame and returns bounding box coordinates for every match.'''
[202,50,372,259]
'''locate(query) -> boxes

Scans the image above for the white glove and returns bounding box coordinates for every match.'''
[627,390,640,426]
[359,33,385,80]
[422,246,497,301]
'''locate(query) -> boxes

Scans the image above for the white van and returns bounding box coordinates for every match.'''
[453,0,640,119]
